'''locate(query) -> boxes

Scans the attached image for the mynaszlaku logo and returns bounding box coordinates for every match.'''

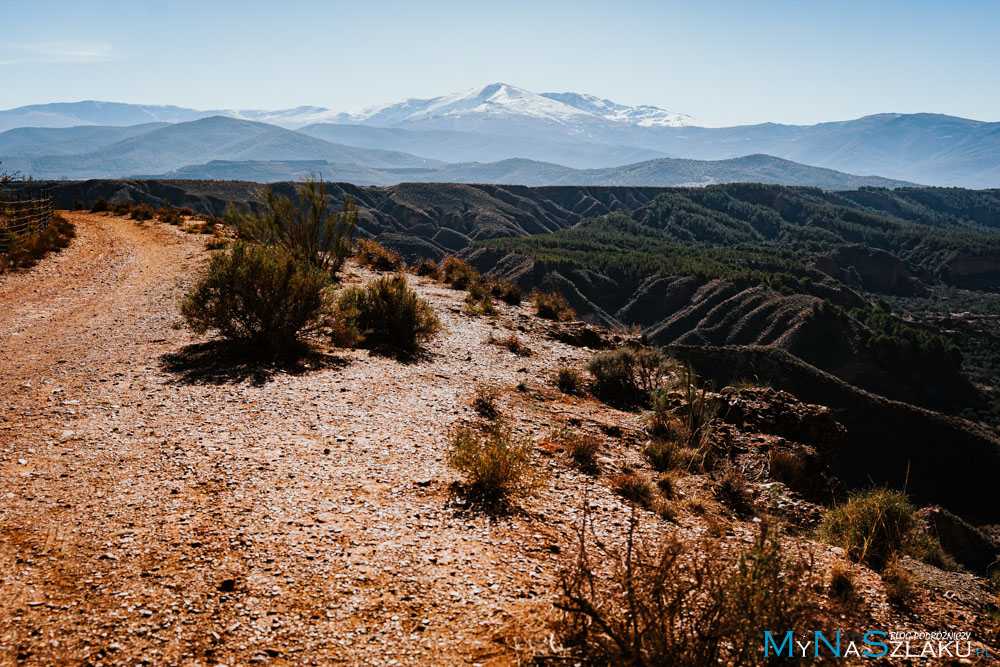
[764,630,992,659]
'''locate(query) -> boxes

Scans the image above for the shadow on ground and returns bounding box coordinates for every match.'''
[161,340,350,385]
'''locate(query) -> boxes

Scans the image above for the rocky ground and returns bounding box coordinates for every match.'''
[1,212,998,666]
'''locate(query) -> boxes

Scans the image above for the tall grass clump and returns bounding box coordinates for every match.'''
[557,513,814,666]
[819,487,919,570]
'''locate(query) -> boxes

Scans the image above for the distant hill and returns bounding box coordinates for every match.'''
[1,117,442,179]
[3,88,998,186]
[297,123,668,169]
[0,123,169,156]
[148,154,917,189]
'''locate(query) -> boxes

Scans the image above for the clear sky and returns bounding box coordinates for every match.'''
[1,0,997,126]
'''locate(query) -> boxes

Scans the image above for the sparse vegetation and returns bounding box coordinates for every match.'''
[447,418,539,509]
[555,366,584,395]
[413,258,440,279]
[828,562,856,604]
[180,241,329,353]
[439,256,479,289]
[586,346,669,407]
[227,177,358,275]
[0,213,76,272]
[610,471,656,508]
[329,274,440,354]
[881,557,915,605]
[531,290,574,321]
[90,198,111,213]
[487,331,531,357]
[557,513,814,666]
[554,428,602,471]
[472,383,502,418]
[489,278,522,306]
[112,200,133,216]
[463,280,497,316]
[716,467,754,516]
[130,203,155,221]
[355,238,405,272]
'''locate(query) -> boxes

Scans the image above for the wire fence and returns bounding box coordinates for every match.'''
[0,194,54,252]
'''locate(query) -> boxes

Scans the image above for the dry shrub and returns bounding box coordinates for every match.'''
[0,214,76,272]
[828,562,856,604]
[71,199,85,211]
[439,256,480,289]
[179,206,195,216]
[487,331,531,357]
[819,487,919,570]
[881,557,914,605]
[355,238,405,272]
[489,278,522,305]
[716,467,754,517]
[587,347,669,408]
[531,290,574,321]
[447,418,539,509]
[769,448,810,489]
[557,512,814,666]
[89,197,111,213]
[414,258,440,279]
[610,471,656,508]
[656,471,677,499]
[472,382,502,418]
[463,280,497,316]
[555,429,602,471]
[130,203,155,221]
[556,366,584,395]
[112,200,132,216]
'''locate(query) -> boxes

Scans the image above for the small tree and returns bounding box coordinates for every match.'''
[0,161,20,185]
[227,176,358,275]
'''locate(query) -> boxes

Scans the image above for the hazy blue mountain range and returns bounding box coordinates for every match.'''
[149,154,915,189]
[1,83,997,186]
[1,117,441,180]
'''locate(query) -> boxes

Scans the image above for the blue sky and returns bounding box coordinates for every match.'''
[1,0,997,126]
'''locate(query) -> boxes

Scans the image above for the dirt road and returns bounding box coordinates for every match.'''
[0,212,635,666]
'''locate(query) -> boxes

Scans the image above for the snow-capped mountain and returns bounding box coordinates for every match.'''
[540,92,694,128]
[321,83,696,132]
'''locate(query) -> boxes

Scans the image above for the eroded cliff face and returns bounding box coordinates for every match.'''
[945,253,1000,288]
[814,247,928,296]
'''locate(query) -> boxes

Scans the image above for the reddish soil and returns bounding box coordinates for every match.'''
[1,212,997,666]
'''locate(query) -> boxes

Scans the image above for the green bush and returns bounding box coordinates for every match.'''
[331,274,440,353]
[181,242,329,353]
[531,290,574,321]
[447,418,539,508]
[586,347,668,407]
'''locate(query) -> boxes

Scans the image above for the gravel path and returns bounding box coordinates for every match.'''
[0,213,638,666]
